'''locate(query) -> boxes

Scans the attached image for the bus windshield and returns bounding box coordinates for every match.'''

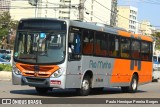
[14,31,66,64]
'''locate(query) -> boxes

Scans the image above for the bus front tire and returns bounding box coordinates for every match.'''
[121,74,138,93]
[77,76,91,96]
[35,87,50,94]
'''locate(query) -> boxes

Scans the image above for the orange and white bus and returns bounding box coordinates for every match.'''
[12,18,153,96]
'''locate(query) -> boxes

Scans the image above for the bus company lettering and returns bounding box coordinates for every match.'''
[89,60,111,69]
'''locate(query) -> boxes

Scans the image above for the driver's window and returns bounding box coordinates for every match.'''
[69,27,82,54]
[69,32,81,54]
[68,27,82,60]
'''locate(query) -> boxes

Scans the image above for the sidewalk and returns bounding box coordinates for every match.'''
[0,71,12,81]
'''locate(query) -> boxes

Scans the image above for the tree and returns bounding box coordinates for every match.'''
[152,32,160,50]
[0,12,18,49]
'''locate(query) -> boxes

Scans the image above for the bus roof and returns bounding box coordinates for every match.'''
[118,30,153,42]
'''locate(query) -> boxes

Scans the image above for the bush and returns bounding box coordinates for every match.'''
[0,64,12,71]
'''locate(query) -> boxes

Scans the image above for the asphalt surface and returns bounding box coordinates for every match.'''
[0,72,160,107]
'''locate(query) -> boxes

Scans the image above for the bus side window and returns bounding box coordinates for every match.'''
[108,35,120,57]
[94,32,108,56]
[120,37,130,58]
[69,33,81,54]
[131,40,140,59]
[82,30,94,55]
[141,41,150,60]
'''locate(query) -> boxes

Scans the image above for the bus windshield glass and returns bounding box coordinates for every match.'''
[14,20,67,64]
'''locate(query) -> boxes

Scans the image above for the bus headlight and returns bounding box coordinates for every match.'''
[12,65,21,75]
[153,67,158,71]
[50,68,63,78]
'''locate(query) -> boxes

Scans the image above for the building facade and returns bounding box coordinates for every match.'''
[139,20,155,36]
[117,6,138,34]
[39,0,114,25]
[9,0,117,26]
[110,0,117,27]
[0,0,11,15]
[10,0,36,20]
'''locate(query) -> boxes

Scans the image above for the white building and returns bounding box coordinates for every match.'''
[139,20,156,36]
[10,0,117,26]
[0,0,10,15]
[38,0,113,25]
[117,6,138,34]
[10,0,35,20]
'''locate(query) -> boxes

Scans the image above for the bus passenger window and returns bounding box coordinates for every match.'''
[69,33,81,54]
[121,38,130,58]
[94,32,108,56]
[141,42,150,60]
[82,30,94,55]
[108,35,120,57]
[131,40,140,59]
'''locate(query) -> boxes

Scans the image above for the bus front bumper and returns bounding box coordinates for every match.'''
[23,76,65,89]
[12,72,65,89]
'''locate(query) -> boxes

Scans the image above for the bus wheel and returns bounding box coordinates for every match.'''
[77,76,91,96]
[35,87,50,94]
[121,74,138,93]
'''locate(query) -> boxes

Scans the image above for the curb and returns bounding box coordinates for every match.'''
[0,71,12,81]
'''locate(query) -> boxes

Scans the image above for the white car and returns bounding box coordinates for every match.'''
[0,57,11,65]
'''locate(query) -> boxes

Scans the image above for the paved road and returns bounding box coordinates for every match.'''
[0,80,160,107]
[0,80,160,98]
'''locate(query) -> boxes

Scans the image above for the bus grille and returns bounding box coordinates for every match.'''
[20,65,53,71]
[26,77,46,83]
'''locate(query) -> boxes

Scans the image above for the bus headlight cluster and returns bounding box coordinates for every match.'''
[50,68,64,78]
[153,67,158,71]
[12,65,21,75]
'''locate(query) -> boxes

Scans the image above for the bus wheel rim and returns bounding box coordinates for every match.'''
[132,79,137,90]
[82,80,89,90]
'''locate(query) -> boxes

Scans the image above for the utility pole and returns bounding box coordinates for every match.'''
[79,0,85,21]
[28,0,39,17]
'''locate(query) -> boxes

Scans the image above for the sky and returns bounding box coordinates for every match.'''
[118,0,160,28]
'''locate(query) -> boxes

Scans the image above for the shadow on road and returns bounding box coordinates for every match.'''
[10,87,147,97]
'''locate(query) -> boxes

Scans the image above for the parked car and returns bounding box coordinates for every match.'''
[0,49,11,54]
[0,53,11,61]
[152,55,160,82]
[0,57,11,65]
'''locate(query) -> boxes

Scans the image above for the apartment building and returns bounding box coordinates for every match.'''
[117,6,138,34]
[39,0,115,25]
[9,0,117,26]
[0,0,11,15]
[110,0,117,27]
[139,20,155,36]
[10,0,36,20]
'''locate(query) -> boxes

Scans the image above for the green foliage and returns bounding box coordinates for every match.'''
[0,12,18,39]
[0,12,18,49]
[0,64,12,71]
[152,32,160,50]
